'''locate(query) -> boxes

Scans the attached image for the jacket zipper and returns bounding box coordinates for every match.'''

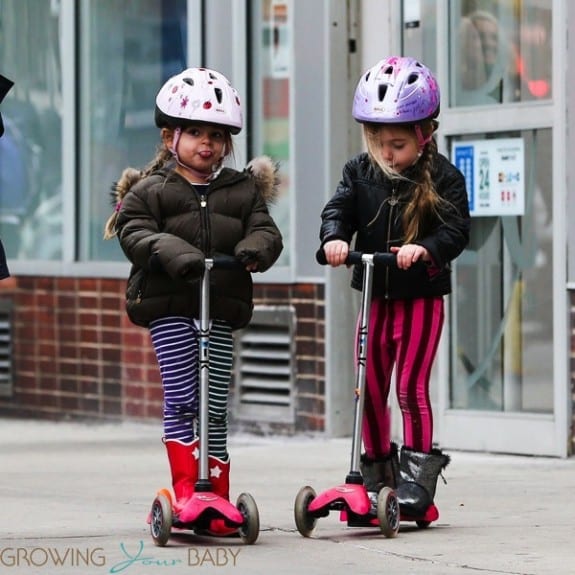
[198,191,210,254]
[135,273,147,304]
[384,186,398,299]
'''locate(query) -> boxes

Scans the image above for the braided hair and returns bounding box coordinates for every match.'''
[103,143,172,240]
[363,119,449,243]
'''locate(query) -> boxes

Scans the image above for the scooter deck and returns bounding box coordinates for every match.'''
[341,503,439,528]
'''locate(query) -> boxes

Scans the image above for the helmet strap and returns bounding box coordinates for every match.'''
[414,124,432,150]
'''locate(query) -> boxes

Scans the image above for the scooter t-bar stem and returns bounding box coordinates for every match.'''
[316,249,397,481]
[348,255,374,479]
[197,259,212,486]
[197,256,243,486]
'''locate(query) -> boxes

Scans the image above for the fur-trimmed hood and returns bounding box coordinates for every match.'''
[108,153,283,331]
[104,155,280,240]
[244,155,281,206]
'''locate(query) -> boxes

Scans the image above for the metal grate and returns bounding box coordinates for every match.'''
[233,305,295,423]
[0,300,13,397]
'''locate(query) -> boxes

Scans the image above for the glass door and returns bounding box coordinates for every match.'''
[402,0,567,456]
[453,129,553,415]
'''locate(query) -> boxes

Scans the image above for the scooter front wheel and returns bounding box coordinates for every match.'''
[377,487,400,538]
[236,492,260,545]
[294,485,318,538]
[150,492,173,547]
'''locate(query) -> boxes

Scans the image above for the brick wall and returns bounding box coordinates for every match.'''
[2,275,572,448]
[0,276,326,434]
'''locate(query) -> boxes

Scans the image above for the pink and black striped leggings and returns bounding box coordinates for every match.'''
[361,296,444,456]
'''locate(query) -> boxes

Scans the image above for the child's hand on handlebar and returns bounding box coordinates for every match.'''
[391,244,430,270]
[323,240,349,267]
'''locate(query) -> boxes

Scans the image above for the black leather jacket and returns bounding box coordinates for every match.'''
[320,152,470,299]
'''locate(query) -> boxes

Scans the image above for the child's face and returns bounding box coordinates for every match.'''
[372,125,420,173]
[165,124,227,174]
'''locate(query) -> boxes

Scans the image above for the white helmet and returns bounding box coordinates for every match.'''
[155,67,243,134]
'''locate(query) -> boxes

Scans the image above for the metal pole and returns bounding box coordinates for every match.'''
[348,254,374,478]
[198,258,212,483]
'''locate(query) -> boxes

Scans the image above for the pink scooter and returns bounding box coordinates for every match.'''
[294,251,401,538]
[149,256,259,546]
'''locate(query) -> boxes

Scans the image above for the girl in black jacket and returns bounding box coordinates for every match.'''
[320,56,470,525]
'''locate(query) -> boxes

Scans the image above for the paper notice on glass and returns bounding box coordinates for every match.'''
[453,138,525,216]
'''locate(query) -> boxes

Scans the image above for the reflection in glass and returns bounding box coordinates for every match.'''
[251,0,291,267]
[451,0,552,107]
[0,0,62,260]
[402,0,437,70]
[82,0,187,261]
[453,217,503,410]
[452,130,553,413]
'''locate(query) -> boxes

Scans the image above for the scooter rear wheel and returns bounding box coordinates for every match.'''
[294,485,318,538]
[150,492,173,547]
[377,487,400,538]
[236,492,260,545]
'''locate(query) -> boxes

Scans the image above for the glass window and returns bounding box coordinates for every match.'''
[402,0,438,70]
[250,0,291,268]
[80,0,187,261]
[0,0,62,260]
[451,129,553,413]
[450,0,552,107]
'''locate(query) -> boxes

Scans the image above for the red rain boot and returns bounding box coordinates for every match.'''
[165,439,199,517]
[205,455,239,536]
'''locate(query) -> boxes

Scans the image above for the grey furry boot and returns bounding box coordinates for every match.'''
[395,447,450,518]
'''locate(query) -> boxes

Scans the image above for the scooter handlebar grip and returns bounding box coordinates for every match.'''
[316,249,395,267]
[345,252,363,266]
[373,252,397,267]
[316,249,363,266]
[211,255,244,270]
[315,249,328,265]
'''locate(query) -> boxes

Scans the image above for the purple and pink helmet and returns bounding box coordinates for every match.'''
[352,56,440,124]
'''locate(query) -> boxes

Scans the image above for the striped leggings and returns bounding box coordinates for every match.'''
[149,316,233,460]
[361,297,444,456]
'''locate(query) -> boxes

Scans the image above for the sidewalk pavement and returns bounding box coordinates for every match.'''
[1,418,574,575]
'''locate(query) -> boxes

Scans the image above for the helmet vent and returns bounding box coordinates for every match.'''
[407,73,419,85]
[384,65,394,74]
[214,87,223,103]
[378,84,388,102]
[209,72,218,80]
[183,77,194,86]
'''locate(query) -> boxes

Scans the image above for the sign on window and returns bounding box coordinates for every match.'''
[453,138,525,216]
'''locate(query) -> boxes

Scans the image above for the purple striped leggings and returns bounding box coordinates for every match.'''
[361,296,444,456]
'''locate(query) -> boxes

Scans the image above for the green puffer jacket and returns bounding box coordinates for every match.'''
[114,156,283,330]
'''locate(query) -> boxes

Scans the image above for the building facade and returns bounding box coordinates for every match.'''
[0,0,572,457]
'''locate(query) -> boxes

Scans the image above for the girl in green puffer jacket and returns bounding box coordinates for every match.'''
[104,67,283,536]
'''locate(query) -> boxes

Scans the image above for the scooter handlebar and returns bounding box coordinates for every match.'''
[209,255,245,270]
[316,249,396,267]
